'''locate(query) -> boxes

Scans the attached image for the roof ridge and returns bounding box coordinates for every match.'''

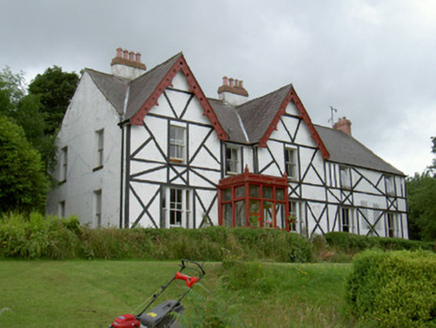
[130,52,183,83]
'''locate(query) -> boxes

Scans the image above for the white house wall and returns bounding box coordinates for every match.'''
[124,71,222,228]
[46,72,122,227]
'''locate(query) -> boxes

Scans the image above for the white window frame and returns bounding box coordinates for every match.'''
[288,200,300,232]
[339,165,351,189]
[163,188,191,228]
[95,129,104,169]
[385,175,395,196]
[60,146,68,182]
[387,212,399,238]
[169,125,186,163]
[225,145,240,175]
[94,189,102,228]
[284,147,298,180]
[340,207,355,233]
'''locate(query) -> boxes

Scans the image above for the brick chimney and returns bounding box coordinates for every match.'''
[333,117,352,136]
[111,47,146,80]
[217,76,249,106]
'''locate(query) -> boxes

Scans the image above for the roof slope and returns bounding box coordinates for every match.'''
[85,69,129,115]
[208,98,248,143]
[237,84,291,144]
[314,125,404,175]
[125,53,182,120]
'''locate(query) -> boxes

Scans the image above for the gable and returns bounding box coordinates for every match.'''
[126,54,228,141]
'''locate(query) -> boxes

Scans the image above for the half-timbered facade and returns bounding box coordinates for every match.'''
[46,49,408,238]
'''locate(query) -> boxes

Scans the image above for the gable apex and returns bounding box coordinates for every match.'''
[127,53,228,141]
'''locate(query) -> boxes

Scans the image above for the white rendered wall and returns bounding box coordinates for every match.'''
[126,71,222,228]
[46,72,122,227]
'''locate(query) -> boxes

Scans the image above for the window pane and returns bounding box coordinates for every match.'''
[235,201,245,227]
[249,185,259,198]
[236,186,245,198]
[275,203,285,229]
[289,201,298,232]
[223,188,232,201]
[248,200,260,227]
[226,147,239,173]
[285,148,297,179]
[263,201,273,227]
[276,188,284,200]
[223,203,233,227]
[263,186,273,199]
[170,126,185,160]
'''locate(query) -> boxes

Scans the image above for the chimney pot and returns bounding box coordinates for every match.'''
[229,78,234,87]
[123,49,128,59]
[239,80,244,88]
[129,51,134,61]
[235,79,239,88]
[116,47,123,58]
[223,76,228,86]
[135,52,141,63]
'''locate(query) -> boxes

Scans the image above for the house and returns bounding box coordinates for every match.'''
[46,48,408,239]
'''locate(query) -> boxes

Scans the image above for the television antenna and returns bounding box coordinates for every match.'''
[329,106,338,126]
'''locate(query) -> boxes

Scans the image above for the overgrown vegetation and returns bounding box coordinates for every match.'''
[345,249,436,327]
[325,231,434,254]
[0,212,312,262]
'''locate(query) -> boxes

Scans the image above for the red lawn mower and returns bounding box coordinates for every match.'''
[109,260,205,328]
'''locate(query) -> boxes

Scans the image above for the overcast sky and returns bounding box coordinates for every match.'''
[1,0,435,177]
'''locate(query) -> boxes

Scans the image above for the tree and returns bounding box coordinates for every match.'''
[0,66,26,117]
[406,172,436,241]
[28,66,79,135]
[0,116,48,213]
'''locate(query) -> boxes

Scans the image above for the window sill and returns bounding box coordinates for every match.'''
[93,165,103,172]
[170,158,184,164]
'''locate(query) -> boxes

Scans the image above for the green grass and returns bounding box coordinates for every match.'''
[0,260,353,327]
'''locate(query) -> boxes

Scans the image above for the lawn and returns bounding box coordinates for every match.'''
[0,260,354,327]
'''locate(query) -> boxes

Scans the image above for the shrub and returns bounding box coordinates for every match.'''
[345,249,436,327]
[325,232,434,253]
[0,214,312,262]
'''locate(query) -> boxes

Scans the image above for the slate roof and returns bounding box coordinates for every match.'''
[84,52,403,176]
[85,69,129,115]
[314,125,404,175]
[125,53,182,120]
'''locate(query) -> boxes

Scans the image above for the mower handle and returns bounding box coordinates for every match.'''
[176,260,205,287]
[180,259,206,277]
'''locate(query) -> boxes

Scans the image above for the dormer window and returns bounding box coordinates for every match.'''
[169,125,185,163]
[225,145,240,175]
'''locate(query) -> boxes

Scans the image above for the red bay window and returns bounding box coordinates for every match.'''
[218,167,289,230]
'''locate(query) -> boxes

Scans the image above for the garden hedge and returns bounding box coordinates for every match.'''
[345,249,436,327]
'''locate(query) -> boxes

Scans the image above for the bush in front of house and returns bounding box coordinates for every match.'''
[345,249,436,327]
[0,213,312,262]
[325,231,434,253]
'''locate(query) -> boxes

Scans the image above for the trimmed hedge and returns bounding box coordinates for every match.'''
[325,231,434,253]
[0,212,312,262]
[345,249,436,327]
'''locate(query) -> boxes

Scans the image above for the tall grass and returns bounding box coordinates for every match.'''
[0,212,312,262]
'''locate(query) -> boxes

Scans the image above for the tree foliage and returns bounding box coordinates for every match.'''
[0,116,48,212]
[28,66,79,135]
[0,65,78,213]
[406,172,436,241]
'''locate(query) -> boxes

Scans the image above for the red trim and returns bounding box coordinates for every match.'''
[130,54,228,141]
[258,85,330,160]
